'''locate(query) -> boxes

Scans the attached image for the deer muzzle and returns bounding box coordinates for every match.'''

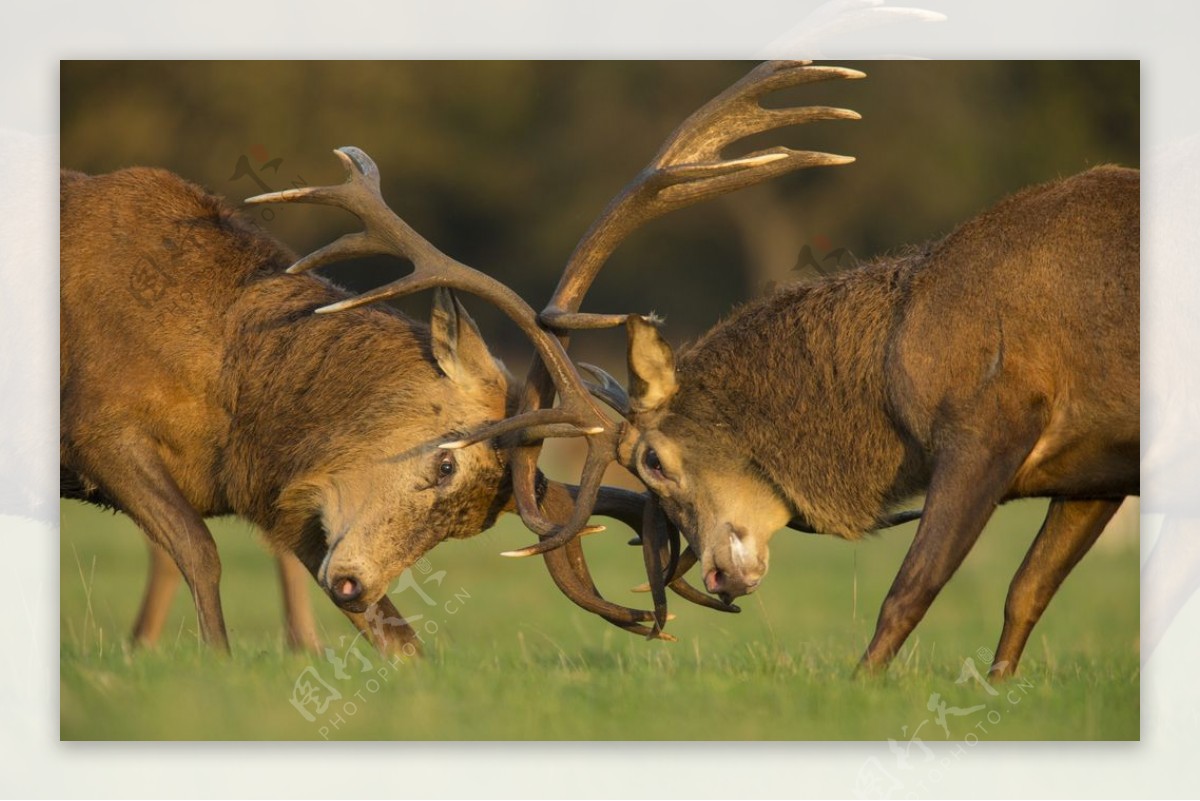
[700,523,766,600]
[318,537,377,613]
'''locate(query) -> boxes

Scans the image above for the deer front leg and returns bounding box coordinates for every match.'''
[288,540,422,657]
[991,498,1121,678]
[134,541,321,653]
[340,596,424,658]
[859,427,1039,674]
[90,443,229,651]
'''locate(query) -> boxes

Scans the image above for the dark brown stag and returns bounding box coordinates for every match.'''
[497,63,1136,676]
[616,164,1139,676]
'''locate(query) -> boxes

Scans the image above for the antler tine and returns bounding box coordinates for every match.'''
[544,542,675,640]
[500,433,617,558]
[668,575,742,614]
[577,362,632,418]
[638,496,672,634]
[651,61,864,173]
[631,545,741,614]
[249,147,626,553]
[537,481,676,639]
[504,61,864,565]
[249,149,597,407]
[536,60,864,332]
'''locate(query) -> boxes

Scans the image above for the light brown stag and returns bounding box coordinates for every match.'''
[60,162,658,652]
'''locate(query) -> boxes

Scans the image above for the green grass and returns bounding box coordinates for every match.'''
[60,498,1139,740]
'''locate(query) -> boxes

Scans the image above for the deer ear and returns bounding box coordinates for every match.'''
[626,315,678,414]
[430,288,507,390]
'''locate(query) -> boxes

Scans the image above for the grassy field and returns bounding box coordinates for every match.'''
[60,498,1139,740]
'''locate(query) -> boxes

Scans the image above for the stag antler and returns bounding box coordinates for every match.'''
[247,61,863,639]
[246,146,627,531]
[504,60,864,562]
[246,147,673,636]
[247,148,608,445]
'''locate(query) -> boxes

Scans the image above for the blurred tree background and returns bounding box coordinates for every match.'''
[61,60,1138,483]
[61,61,1137,369]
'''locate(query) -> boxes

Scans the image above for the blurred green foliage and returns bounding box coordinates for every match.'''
[60,60,1138,373]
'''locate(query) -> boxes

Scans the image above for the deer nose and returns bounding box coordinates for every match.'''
[330,575,364,607]
[704,567,761,599]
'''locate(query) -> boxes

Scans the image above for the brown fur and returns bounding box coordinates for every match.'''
[626,166,1139,674]
[61,167,513,651]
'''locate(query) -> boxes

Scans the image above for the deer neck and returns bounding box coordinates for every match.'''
[217,272,433,529]
[676,259,925,538]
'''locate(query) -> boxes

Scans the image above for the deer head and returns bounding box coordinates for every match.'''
[274,287,512,613]
[248,60,868,630]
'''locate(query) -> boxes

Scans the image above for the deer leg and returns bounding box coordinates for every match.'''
[991,498,1121,678]
[93,445,229,651]
[131,540,182,647]
[277,552,321,653]
[339,596,424,658]
[859,427,1039,674]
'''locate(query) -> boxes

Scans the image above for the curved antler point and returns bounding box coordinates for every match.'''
[499,549,532,558]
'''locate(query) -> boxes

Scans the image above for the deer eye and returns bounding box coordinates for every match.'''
[642,447,665,480]
[436,452,457,485]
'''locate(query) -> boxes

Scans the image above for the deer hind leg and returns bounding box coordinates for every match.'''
[991,498,1121,678]
[277,552,321,653]
[91,442,229,651]
[859,421,1042,674]
[131,540,182,647]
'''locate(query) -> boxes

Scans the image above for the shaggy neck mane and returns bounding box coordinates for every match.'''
[216,251,444,528]
[672,254,927,538]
